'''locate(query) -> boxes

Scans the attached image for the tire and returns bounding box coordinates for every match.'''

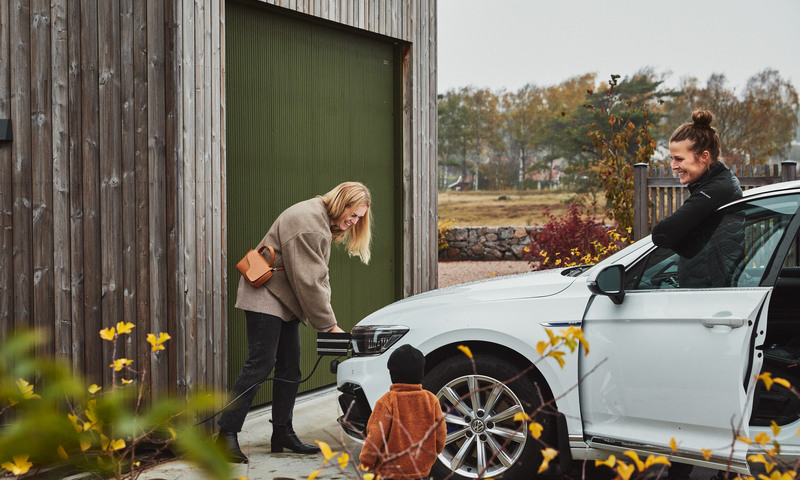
[423,352,555,480]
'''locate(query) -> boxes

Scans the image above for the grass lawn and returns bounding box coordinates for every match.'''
[438,189,607,226]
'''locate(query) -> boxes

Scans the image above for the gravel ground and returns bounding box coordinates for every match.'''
[438,260,533,288]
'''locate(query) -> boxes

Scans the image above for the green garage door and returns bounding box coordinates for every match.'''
[226,1,401,406]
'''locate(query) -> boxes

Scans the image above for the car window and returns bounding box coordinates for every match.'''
[624,247,680,289]
[627,193,800,290]
[781,233,800,270]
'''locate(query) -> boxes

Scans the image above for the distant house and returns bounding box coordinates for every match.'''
[449,175,473,191]
[527,158,564,188]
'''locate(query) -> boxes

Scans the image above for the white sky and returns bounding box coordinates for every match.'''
[437,0,800,95]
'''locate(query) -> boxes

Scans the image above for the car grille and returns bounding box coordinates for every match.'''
[337,382,371,437]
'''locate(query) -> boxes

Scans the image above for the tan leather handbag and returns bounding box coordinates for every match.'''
[236,245,284,287]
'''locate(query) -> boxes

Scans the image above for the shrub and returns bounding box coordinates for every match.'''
[0,327,231,480]
[523,203,629,270]
[437,218,456,252]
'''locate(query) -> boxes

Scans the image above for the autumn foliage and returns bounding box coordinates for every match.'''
[0,327,230,480]
[523,203,629,270]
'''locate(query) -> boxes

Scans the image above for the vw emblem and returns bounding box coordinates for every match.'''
[471,419,486,433]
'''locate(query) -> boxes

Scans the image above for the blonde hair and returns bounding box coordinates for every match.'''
[321,181,372,264]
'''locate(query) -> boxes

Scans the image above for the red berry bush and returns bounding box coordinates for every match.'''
[523,203,629,270]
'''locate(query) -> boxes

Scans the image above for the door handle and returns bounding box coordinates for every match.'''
[701,317,746,328]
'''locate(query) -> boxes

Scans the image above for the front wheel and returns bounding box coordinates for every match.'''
[423,353,554,480]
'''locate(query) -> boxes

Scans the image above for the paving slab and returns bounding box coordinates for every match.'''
[137,386,362,480]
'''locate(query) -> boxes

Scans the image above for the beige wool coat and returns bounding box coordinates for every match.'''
[234,197,337,331]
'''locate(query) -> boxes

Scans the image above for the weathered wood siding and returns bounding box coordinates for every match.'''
[0,0,228,399]
[0,0,437,397]
[255,0,439,295]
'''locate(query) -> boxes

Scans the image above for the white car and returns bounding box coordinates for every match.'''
[336,180,800,480]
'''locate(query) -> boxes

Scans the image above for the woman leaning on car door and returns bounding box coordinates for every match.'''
[651,109,744,289]
[215,181,373,464]
[651,110,742,479]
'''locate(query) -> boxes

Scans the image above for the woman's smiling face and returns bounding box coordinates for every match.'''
[670,139,712,184]
[334,205,368,231]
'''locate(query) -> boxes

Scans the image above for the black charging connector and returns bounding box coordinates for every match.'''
[316,331,352,356]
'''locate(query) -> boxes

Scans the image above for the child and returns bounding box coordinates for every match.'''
[359,344,447,480]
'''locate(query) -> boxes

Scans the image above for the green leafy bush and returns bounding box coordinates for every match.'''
[0,327,231,479]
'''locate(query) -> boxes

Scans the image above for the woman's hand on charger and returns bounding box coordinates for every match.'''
[328,325,345,333]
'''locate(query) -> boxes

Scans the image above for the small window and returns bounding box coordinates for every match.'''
[625,247,680,290]
[777,234,800,283]
[782,234,800,270]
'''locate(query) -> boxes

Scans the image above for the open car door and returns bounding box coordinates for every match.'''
[579,192,800,474]
[581,286,769,473]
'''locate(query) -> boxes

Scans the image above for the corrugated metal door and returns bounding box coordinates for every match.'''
[226,2,401,406]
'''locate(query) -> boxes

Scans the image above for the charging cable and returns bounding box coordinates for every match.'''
[197,331,352,426]
[195,354,339,426]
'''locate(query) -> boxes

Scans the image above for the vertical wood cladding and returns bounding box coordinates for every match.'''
[0,0,437,400]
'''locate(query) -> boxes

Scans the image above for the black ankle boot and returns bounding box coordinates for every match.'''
[270,422,321,454]
[215,430,249,463]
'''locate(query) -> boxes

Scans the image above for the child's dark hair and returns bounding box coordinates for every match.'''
[669,109,721,162]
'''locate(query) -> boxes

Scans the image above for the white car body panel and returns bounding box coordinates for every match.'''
[336,269,598,436]
[581,288,770,471]
[758,419,800,460]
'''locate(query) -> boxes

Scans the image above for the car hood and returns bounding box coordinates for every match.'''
[358,268,580,325]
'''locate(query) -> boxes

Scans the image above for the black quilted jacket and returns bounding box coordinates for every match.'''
[651,161,743,287]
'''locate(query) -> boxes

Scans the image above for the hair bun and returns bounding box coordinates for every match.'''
[691,109,714,129]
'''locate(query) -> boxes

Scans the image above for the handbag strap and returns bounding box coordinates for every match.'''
[257,245,276,265]
[256,245,284,271]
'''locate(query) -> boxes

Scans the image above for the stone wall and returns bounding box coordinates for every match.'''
[439,226,540,261]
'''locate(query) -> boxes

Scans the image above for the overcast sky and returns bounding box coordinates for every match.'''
[437,0,800,95]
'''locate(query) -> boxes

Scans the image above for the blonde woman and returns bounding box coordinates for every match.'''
[216,181,372,463]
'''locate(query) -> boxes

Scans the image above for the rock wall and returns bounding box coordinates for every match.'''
[439,226,540,261]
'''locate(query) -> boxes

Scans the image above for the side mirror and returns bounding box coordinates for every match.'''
[587,264,625,305]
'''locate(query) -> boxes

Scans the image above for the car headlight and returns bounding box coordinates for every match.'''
[350,325,409,356]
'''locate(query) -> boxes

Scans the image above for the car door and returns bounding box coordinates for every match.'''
[579,192,800,473]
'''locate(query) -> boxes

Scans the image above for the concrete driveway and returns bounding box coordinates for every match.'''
[136,386,721,480]
[137,386,361,480]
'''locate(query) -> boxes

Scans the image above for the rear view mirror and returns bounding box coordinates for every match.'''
[587,264,625,305]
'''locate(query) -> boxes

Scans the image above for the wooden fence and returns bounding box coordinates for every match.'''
[633,161,798,240]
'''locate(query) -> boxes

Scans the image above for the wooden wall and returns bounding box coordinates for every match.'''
[0,0,437,397]
[0,0,227,399]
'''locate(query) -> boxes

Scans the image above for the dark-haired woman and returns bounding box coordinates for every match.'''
[651,111,741,479]
[215,181,373,463]
[652,109,742,247]
[651,109,743,289]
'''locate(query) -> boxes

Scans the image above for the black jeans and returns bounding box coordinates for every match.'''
[218,311,302,433]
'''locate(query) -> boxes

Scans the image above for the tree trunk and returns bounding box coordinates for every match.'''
[473,158,479,190]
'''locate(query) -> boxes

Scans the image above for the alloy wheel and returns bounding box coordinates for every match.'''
[435,374,528,478]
